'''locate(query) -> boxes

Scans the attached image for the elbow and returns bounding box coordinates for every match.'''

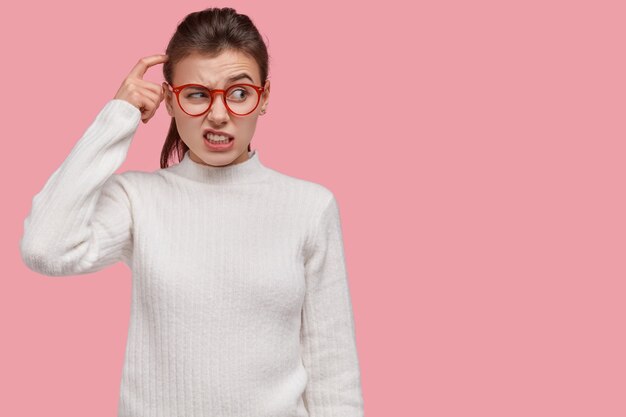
[19,236,65,277]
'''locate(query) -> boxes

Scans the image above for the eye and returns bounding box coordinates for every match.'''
[182,86,209,99]
[228,86,251,101]
[187,91,207,98]
[230,89,247,99]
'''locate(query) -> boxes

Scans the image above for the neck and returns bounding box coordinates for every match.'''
[168,148,270,185]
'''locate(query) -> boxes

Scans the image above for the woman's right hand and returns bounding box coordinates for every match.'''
[114,54,169,124]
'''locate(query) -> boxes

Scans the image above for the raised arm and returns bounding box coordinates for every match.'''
[20,54,168,276]
[19,99,141,276]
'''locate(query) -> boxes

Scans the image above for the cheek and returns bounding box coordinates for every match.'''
[241,117,260,131]
[175,117,203,140]
[234,121,257,140]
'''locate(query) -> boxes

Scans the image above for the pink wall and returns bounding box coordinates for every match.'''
[5,0,626,416]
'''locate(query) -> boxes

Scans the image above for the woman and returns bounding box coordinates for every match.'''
[20,7,364,417]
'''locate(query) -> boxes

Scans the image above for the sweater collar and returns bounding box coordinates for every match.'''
[169,148,270,185]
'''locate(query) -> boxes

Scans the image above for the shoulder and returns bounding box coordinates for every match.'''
[103,170,166,202]
[108,170,151,189]
[112,168,175,187]
[264,169,340,243]
[265,168,336,209]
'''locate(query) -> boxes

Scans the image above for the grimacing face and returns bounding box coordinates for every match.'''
[163,50,270,167]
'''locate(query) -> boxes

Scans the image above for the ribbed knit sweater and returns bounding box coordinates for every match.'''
[19,99,364,417]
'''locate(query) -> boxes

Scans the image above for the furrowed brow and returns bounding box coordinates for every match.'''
[226,73,254,84]
[187,73,255,88]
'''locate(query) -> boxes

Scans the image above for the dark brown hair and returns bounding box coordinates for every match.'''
[160,7,270,168]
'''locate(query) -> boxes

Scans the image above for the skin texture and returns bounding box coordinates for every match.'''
[113,54,170,124]
[163,50,270,167]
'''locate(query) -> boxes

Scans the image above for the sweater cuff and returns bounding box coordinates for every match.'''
[103,99,142,125]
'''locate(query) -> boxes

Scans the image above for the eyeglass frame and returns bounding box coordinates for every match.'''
[163,81,266,117]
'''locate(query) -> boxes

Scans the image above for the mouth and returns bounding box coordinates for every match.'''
[204,135,234,145]
[203,129,234,144]
[203,130,235,151]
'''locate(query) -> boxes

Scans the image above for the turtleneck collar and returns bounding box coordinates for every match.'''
[168,149,270,185]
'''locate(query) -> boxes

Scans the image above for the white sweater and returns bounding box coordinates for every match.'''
[20,99,364,417]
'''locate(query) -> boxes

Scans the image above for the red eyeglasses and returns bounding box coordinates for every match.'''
[164,81,266,116]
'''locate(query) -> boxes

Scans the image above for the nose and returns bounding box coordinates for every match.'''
[206,92,230,124]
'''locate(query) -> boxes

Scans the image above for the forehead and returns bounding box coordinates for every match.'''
[174,50,260,86]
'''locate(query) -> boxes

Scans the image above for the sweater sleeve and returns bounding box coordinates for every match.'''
[301,195,365,417]
[19,99,141,276]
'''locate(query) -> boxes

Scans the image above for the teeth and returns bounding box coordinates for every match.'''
[206,133,230,142]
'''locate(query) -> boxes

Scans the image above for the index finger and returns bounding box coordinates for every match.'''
[128,54,169,79]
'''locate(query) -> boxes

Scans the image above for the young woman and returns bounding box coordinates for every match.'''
[20,7,364,417]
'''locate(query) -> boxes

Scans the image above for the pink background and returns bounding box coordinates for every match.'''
[3,0,626,416]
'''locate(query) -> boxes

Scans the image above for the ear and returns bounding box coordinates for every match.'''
[162,82,175,117]
[260,79,270,112]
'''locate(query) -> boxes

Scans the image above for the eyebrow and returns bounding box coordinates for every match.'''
[195,73,254,87]
[226,73,254,84]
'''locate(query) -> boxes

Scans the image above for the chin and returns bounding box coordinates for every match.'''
[203,149,248,167]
